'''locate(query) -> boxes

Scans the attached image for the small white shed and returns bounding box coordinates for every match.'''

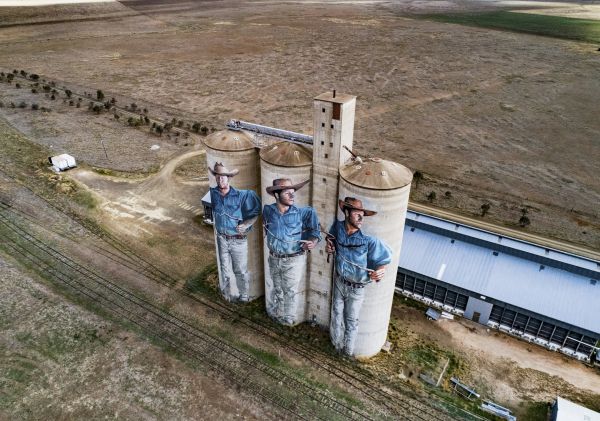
[49,154,77,172]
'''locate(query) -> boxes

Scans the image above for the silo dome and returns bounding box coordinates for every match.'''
[202,129,255,151]
[260,142,312,167]
[340,157,412,190]
[337,157,412,358]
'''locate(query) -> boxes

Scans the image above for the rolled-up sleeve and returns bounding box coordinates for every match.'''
[241,190,261,220]
[301,207,321,242]
[367,237,392,269]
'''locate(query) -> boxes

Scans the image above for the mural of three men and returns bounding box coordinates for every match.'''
[208,162,391,356]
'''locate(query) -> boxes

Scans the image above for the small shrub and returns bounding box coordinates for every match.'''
[519,215,531,227]
[0,101,4,107]
[200,126,209,135]
[69,100,74,106]
[76,102,80,108]
[43,84,51,92]
[31,103,39,110]
[92,105,102,114]
[20,70,27,77]
[96,89,104,101]
[427,191,436,202]
[65,89,72,98]
[114,113,120,120]
[30,74,39,81]
[18,101,27,108]
[192,122,201,133]
[130,102,137,110]
[31,88,37,93]
[144,116,150,124]
[50,94,55,100]
[444,191,452,198]
[15,83,21,88]
[110,97,116,104]
[10,102,16,108]
[480,203,490,217]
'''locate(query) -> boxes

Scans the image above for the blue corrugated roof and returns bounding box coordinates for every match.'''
[400,212,600,334]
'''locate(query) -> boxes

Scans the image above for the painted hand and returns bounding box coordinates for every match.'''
[236,223,248,234]
[302,238,317,251]
[325,239,335,254]
[369,268,386,282]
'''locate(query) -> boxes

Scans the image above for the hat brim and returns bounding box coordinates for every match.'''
[338,199,377,216]
[209,168,239,177]
[266,179,310,196]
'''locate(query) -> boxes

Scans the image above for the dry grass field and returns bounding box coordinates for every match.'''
[1,0,599,420]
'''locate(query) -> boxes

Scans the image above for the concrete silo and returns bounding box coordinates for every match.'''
[202,130,264,301]
[337,157,413,358]
[260,141,313,324]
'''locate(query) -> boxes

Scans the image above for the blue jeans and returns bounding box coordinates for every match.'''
[330,273,366,356]
[267,253,306,325]
[216,235,250,302]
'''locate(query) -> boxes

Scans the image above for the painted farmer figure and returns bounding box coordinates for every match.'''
[326,198,392,356]
[263,178,321,325]
[209,162,261,302]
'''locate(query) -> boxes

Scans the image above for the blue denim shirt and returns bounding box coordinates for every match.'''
[330,219,392,284]
[263,203,321,255]
[210,186,261,235]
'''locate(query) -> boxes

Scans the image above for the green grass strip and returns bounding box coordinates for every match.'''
[422,11,600,44]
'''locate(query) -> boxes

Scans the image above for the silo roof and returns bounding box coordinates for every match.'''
[202,130,255,152]
[340,158,412,190]
[260,141,312,167]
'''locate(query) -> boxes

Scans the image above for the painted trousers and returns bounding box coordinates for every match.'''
[216,235,250,302]
[330,273,366,356]
[267,253,306,325]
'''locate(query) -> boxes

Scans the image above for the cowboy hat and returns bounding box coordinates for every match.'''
[266,178,310,196]
[338,197,377,216]
[209,162,239,177]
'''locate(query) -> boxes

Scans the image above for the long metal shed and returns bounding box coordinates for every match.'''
[397,211,600,361]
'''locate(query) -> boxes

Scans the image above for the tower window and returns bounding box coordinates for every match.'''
[322,178,326,183]
[322,108,325,113]
[329,142,333,147]
[330,124,334,129]
[321,141,324,145]
[324,154,328,158]
[332,103,341,120]
[321,122,325,127]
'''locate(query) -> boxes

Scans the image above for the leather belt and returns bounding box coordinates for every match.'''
[219,233,247,240]
[337,273,366,288]
[269,250,305,259]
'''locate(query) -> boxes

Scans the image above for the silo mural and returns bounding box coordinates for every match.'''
[203,130,263,302]
[260,142,315,325]
[336,158,413,357]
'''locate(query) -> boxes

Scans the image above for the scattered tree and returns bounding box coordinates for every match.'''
[177,120,183,127]
[144,116,150,124]
[427,191,436,202]
[30,74,39,81]
[114,113,120,120]
[43,84,51,92]
[18,101,27,108]
[20,70,27,77]
[31,88,37,94]
[31,103,39,110]
[444,191,452,199]
[142,108,147,114]
[413,170,423,189]
[50,94,55,100]
[15,83,21,88]
[92,105,102,114]
[96,89,104,101]
[7,73,14,82]
[164,122,173,132]
[130,103,137,111]
[69,100,74,106]
[519,215,530,227]
[155,125,164,136]
[480,203,490,217]
[200,125,209,135]
[192,122,201,133]
[12,69,17,74]
[110,97,116,104]
[76,102,81,108]
[65,89,72,98]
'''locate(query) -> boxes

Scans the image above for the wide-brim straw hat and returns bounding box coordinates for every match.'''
[266,178,310,196]
[209,162,239,177]
[338,197,377,216]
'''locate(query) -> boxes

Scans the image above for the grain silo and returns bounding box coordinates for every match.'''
[260,141,313,324]
[338,157,413,357]
[202,130,264,301]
